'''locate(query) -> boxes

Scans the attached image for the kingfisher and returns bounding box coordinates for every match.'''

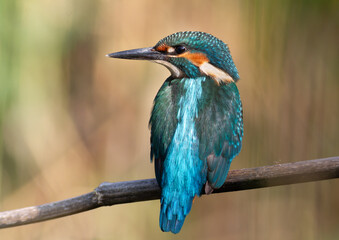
[108,31,243,234]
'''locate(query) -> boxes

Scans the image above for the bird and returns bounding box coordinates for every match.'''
[107,31,243,234]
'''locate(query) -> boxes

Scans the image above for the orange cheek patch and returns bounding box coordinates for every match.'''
[180,52,209,66]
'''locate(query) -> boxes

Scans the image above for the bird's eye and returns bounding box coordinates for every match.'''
[175,45,186,54]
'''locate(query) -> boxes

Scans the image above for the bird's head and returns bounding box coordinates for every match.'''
[108,31,239,83]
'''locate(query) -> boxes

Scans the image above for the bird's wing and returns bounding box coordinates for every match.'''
[196,78,243,189]
[149,78,180,185]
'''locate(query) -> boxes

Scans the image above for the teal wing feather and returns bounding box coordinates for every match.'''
[149,78,181,186]
[197,78,243,189]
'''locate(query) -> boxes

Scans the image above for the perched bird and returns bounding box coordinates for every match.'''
[108,31,243,234]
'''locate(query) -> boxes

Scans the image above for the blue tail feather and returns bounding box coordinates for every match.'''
[159,196,193,234]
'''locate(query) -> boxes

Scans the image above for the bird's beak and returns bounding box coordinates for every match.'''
[107,47,165,61]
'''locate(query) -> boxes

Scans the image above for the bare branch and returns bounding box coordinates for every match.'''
[1,156,338,229]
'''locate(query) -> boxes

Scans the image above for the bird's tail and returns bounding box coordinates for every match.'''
[159,195,193,234]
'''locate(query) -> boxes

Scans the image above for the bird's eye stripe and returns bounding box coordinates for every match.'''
[155,44,168,52]
[180,52,209,66]
[167,47,175,53]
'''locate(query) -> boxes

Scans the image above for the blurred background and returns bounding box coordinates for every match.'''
[1,0,338,239]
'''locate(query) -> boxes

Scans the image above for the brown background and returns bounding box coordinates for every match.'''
[1,0,338,239]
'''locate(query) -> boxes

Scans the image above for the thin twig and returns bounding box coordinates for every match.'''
[0,156,338,229]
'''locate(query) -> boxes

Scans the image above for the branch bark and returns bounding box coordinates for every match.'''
[1,156,338,229]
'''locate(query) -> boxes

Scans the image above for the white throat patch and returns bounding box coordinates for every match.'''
[153,60,184,78]
[199,62,234,83]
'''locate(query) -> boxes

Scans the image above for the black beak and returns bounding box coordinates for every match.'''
[107,47,165,61]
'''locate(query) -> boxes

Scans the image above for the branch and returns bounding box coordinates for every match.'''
[1,156,338,229]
